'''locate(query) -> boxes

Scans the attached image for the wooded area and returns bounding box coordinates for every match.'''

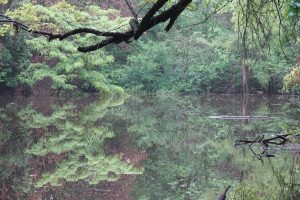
[0,0,299,95]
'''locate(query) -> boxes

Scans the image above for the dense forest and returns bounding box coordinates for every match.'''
[0,0,299,95]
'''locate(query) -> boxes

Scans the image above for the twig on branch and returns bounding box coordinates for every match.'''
[181,0,231,29]
[0,0,192,52]
[77,30,134,52]
[137,2,149,15]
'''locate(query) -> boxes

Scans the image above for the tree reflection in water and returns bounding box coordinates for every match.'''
[113,93,300,200]
[0,92,144,200]
[0,93,300,199]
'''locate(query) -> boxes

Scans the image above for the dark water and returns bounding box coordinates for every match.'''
[0,93,299,200]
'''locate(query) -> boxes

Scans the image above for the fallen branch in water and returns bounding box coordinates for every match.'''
[235,134,292,163]
[235,134,290,147]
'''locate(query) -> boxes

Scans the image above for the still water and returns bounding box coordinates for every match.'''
[0,93,299,200]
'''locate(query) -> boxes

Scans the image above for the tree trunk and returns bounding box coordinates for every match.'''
[242,64,249,94]
[242,0,250,95]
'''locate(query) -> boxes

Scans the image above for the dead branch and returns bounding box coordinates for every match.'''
[235,134,290,147]
[235,134,292,161]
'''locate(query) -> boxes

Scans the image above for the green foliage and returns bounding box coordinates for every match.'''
[283,64,300,92]
[0,35,31,88]
[1,1,129,93]
[112,23,242,93]
[109,0,299,94]
[0,0,299,94]
[289,0,300,17]
[231,184,276,200]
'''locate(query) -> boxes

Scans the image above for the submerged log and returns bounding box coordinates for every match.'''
[207,115,274,120]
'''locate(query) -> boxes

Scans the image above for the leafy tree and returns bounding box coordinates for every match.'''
[1,1,128,93]
[284,64,300,93]
[0,34,31,88]
[1,0,195,52]
[109,1,297,94]
[1,0,300,94]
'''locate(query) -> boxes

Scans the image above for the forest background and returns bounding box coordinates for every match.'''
[0,0,300,95]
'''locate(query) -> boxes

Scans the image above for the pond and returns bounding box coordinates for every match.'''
[0,93,299,200]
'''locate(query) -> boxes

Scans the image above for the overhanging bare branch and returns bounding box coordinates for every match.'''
[0,0,193,52]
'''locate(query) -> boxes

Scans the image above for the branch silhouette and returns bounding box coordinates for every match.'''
[0,0,192,52]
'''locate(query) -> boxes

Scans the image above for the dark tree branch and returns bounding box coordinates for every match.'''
[46,28,133,41]
[165,11,181,31]
[0,19,29,30]
[0,0,193,52]
[235,134,295,161]
[235,134,290,147]
[134,0,192,39]
[78,30,134,52]
[0,14,11,19]
[140,0,168,24]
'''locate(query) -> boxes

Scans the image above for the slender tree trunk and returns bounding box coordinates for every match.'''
[242,0,250,127]
[242,64,249,94]
[242,0,250,95]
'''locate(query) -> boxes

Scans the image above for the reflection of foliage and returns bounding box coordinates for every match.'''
[231,184,276,200]
[34,153,141,187]
[274,163,300,200]
[125,94,231,148]
[231,157,300,200]
[107,93,300,199]
[19,92,142,187]
[1,93,300,198]
[0,108,12,143]
[114,93,236,199]
[0,103,33,195]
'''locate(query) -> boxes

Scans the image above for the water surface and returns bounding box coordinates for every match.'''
[0,93,299,200]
